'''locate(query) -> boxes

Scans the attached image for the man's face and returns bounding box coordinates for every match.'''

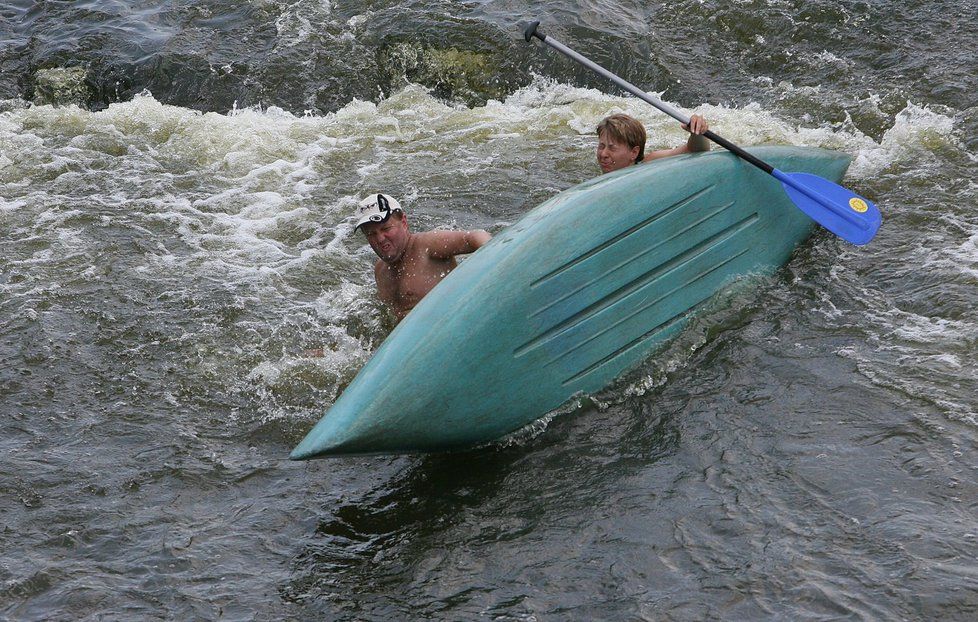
[596,131,640,174]
[362,213,409,263]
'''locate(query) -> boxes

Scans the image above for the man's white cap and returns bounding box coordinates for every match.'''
[354,193,403,231]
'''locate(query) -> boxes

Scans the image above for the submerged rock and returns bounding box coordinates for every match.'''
[32,67,91,107]
[377,42,509,107]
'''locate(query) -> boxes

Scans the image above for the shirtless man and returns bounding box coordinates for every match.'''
[354,193,491,323]
[596,113,711,174]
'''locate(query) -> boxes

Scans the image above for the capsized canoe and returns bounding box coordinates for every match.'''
[292,146,851,458]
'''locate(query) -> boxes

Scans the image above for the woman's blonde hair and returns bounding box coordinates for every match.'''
[596,114,647,163]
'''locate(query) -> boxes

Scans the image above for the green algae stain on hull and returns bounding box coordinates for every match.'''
[292,146,852,458]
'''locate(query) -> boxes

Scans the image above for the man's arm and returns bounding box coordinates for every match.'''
[422,230,491,260]
[642,114,711,163]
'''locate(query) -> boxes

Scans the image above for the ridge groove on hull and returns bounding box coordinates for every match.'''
[515,212,759,359]
[529,198,736,320]
[561,295,716,386]
[548,245,751,372]
[529,185,715,290]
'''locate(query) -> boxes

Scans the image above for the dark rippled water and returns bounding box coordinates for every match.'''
[2,1,976,620]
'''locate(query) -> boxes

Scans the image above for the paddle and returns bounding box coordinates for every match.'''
[523,21,881,246]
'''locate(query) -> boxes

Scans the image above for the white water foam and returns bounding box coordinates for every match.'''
[849,101,958,178]
[1,82,966,431]
[2,84,959,293]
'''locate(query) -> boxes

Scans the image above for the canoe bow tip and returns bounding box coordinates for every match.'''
[290,422,364,459]
[290,429,341,460]
[288,443,316,461]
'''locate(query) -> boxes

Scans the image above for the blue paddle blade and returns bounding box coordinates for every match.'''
[772,170,881,245]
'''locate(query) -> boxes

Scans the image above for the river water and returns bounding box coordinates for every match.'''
[1,1,976,620]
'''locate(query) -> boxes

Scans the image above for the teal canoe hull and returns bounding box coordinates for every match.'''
[292,146,851,458]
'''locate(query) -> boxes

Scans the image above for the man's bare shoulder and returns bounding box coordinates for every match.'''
[412,229,453,244]
[414,229,490,259]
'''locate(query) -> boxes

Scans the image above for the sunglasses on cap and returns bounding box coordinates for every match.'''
[364,194,393,223]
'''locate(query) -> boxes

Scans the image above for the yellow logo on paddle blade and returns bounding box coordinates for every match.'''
[849,197,868,213]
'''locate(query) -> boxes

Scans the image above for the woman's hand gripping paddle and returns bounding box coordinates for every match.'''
[523,21,881,246]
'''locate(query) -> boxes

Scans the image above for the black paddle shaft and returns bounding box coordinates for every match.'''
[523,21,775,175]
